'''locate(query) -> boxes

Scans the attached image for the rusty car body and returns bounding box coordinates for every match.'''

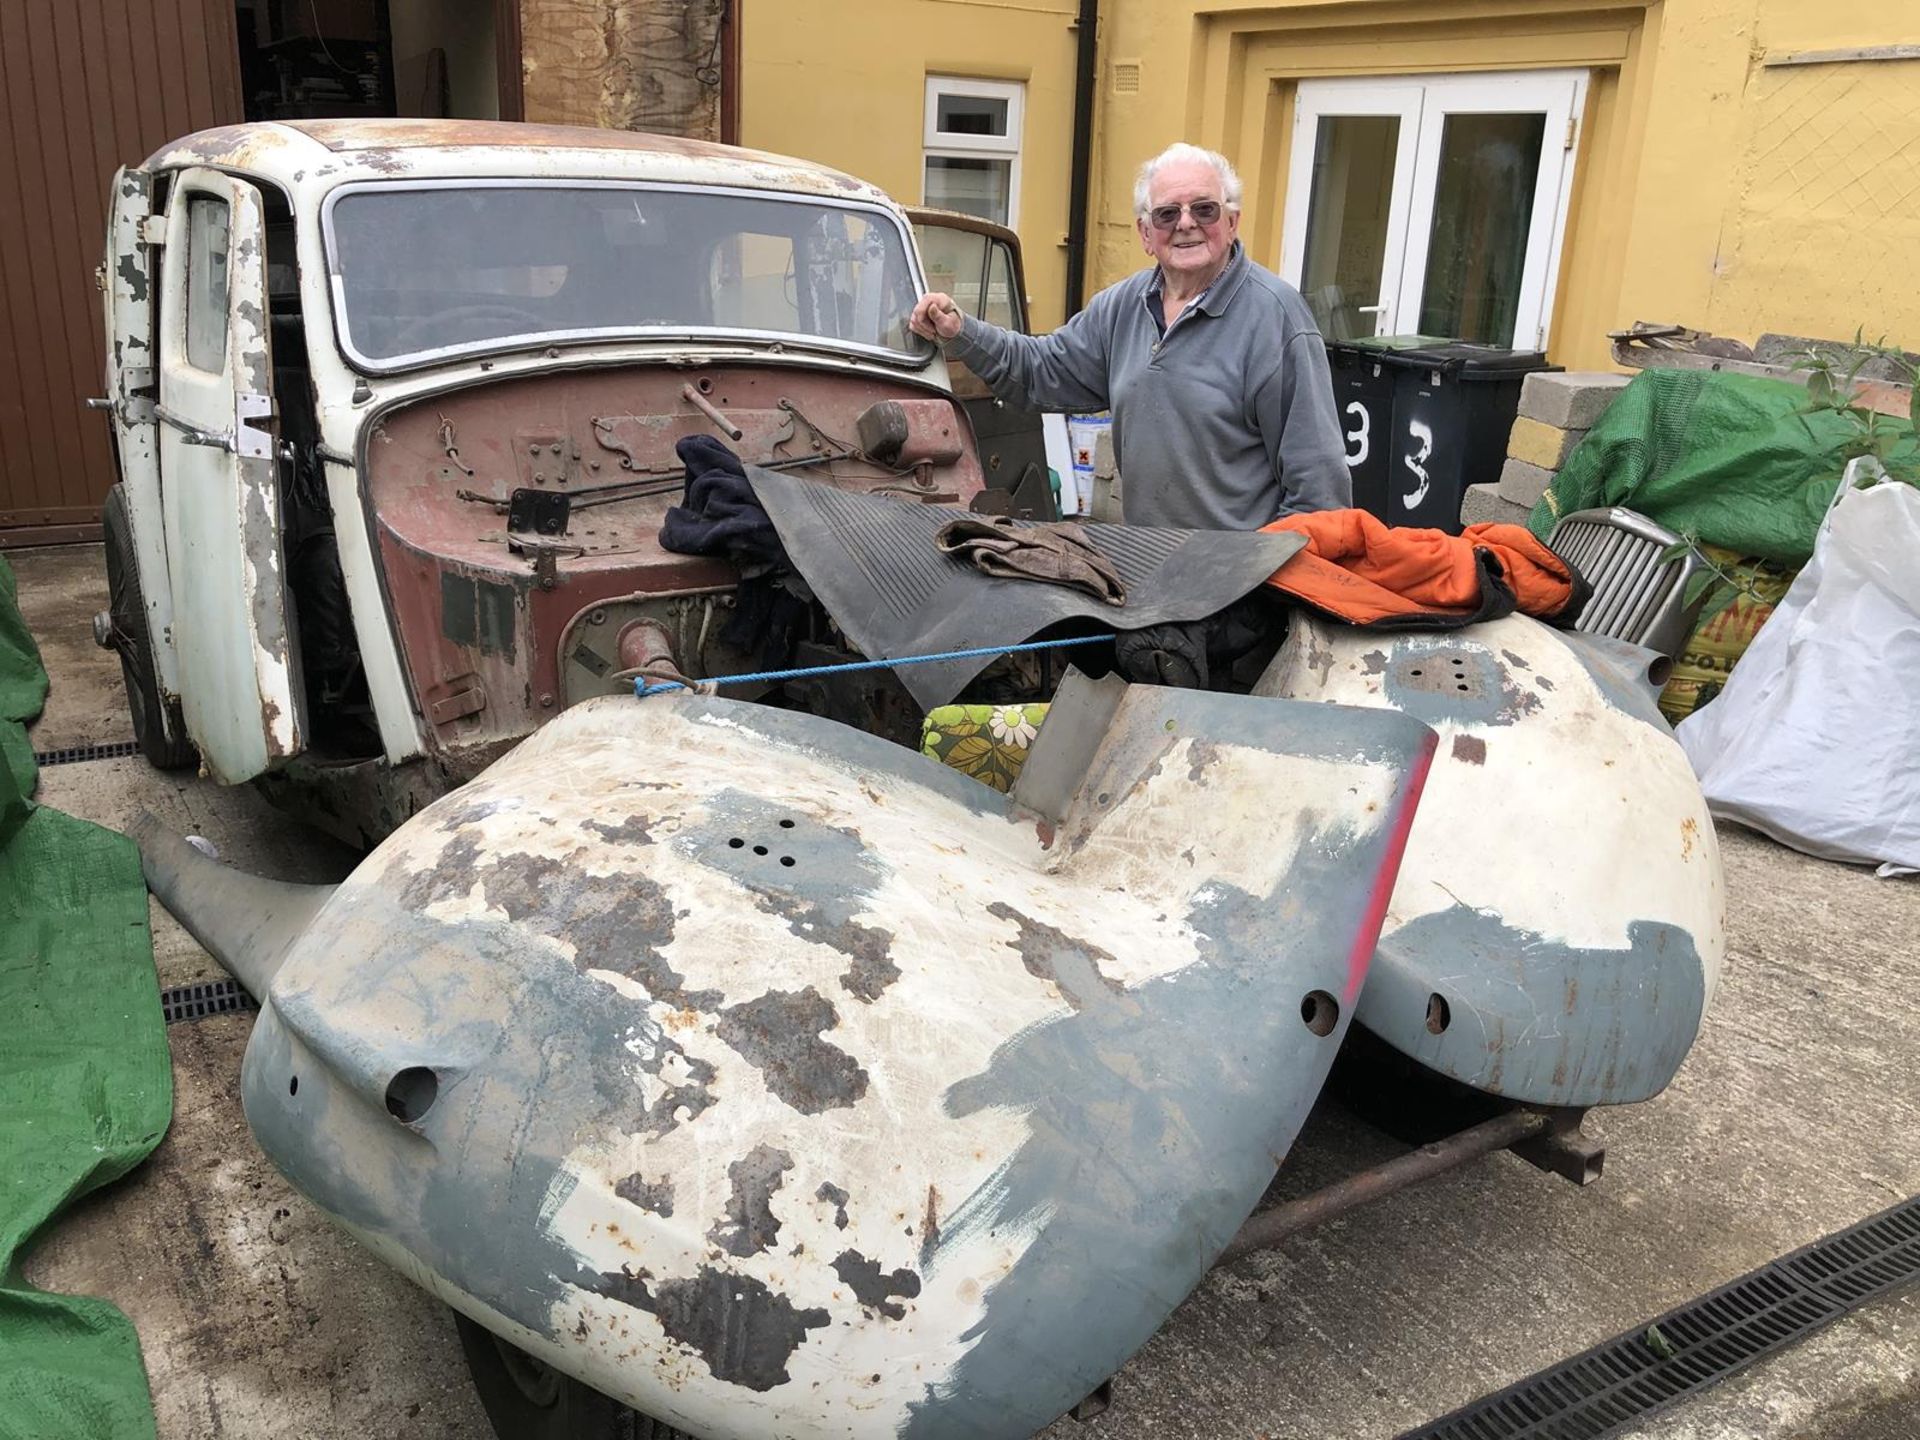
[94,119,1048,841]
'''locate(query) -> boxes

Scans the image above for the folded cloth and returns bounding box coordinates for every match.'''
[934,515,1128,605]
[1260,508,1586,629]
[660,435,790,573]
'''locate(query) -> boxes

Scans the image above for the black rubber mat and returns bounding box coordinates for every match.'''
[34,740,141,766]
[159,978,258,1025]
[750,466,1305,709]
[1402,1194,1920,1439]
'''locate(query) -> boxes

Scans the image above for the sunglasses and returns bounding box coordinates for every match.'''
[1147,200,1227,231]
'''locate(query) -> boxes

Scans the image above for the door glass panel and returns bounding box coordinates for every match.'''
[924,156,1012,225]
[186,196,231,371]
[914,223,988,314]
[983,240,1021,330]
[1415,112,1546,344]
[1297,115,1401,341]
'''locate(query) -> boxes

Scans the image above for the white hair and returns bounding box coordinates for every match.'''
[1133,142,1243,218]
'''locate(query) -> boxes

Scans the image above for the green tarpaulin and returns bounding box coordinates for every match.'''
[0,554,171,1440]
[1529,368,1920,566]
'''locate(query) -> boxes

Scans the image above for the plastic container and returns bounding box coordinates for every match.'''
[1372,341,1559,532]
[1324,336,1451,522]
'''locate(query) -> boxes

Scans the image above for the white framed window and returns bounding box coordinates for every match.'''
[923,76,1024,228]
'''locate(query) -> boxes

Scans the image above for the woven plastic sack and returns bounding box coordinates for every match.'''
[1676,479,1920,872]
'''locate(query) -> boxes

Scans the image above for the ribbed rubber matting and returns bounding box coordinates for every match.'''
[159,978,258,1025]
[750,465,1305,710]
[34,740,141,766]
[1403,1194,1920,1439]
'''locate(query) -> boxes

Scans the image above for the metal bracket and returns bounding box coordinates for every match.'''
[137,214,167,245]
[235,391,276,459]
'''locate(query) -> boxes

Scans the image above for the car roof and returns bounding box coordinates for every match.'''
[144,120,893,206]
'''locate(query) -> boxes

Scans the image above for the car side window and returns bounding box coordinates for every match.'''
[185,195,231,372]
[983,238,1023,332]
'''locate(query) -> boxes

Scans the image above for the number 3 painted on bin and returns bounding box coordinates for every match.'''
[1343,401,1370,468]
[1402,419,1433,510]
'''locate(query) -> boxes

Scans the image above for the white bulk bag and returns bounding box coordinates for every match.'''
[1676,476,1920,873]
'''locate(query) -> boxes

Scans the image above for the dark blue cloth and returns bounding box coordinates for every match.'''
[658,435,790,572]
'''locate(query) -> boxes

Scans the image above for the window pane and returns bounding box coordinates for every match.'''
[1297,115,1400,342]
[914,223,988,314]
[328,185,927,363]
[1415,112,1546,345]
[924,156,1011,226]
[186,196,231,372]
[936,92,1008,139]
[983,240,1020,330]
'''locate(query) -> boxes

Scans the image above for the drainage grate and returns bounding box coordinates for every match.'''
[1403,1194,1920,1440]
[35,740,142,766]
[160,978,259,1025]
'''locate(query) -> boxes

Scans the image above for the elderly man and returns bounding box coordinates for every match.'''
[909,142,1350,530]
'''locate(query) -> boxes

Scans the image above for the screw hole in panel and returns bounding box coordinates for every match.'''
[1301,990,1340,1037]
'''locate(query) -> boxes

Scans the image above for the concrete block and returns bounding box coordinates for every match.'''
[1507,416,1589,470]
[1518,370,1631,430]
[1461,482,1533,529]
[1498,456,1556,509]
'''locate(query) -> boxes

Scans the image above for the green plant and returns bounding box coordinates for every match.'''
[1791,329,1920,487]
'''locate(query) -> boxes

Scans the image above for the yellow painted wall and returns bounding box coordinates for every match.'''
[738,0,1082,328]
[742,0,1920,358]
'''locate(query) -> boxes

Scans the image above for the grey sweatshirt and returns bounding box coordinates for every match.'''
[945,244,1351,529]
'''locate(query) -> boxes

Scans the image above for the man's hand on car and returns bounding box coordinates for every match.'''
[908,292,967,342]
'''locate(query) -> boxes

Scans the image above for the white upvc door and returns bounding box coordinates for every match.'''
[1279,82,1423,341]
[1281,70,1588,350]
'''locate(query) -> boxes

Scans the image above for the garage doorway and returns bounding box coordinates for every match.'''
[233,0,513,122]
[1278,70,1586,350]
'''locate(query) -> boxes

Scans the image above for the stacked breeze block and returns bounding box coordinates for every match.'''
[1495,372,1633,509]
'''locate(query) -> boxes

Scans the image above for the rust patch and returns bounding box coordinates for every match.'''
[708,1145,794,1258]
[986,901,1126,1011]
[590,1265,828,1392]
[1501,649,1532,671]
[816,1182,850,1231]
[1450,734,1488,765]
[615,1172,675,1217]
[1361,649,1388,675]
[919,1185,941,1266]
[716,988,870,1114]
[1680,816,1699,861]
[585,814,655,846]
[831,1250,922,1321]
[756,893,899,1005]
[1185,739,1224,784]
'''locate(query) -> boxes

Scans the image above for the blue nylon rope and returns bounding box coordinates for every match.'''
[634,633,1114,697]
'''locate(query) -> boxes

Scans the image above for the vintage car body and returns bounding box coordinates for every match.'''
[95,120,1043,841]
[136,674,1437,1439]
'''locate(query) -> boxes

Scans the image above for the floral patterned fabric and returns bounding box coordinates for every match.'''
[919,703,1051,793]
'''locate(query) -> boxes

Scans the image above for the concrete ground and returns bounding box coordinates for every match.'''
[11,541,1920,1440]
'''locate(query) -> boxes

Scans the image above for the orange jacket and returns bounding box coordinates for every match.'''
[1260,509,1586,628]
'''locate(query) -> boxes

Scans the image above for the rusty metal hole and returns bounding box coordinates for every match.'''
[1410,668,1424,677]
[753,844,769,856]
[1456,683,1470,692]
[780,856,796,868]
[728,837,745,849]
[288,1075,299,1096]
[385,1067,439,1123]
[1300,990,1339,1037]
[779,819,796,829]
[696,377,714,394]
[1427,993,1452,1035]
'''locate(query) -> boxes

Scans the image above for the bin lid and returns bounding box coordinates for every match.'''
[1325,334,1454,359]
[1375,340,1556,379]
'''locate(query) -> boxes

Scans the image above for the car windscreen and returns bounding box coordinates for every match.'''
[325,182,931,368]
